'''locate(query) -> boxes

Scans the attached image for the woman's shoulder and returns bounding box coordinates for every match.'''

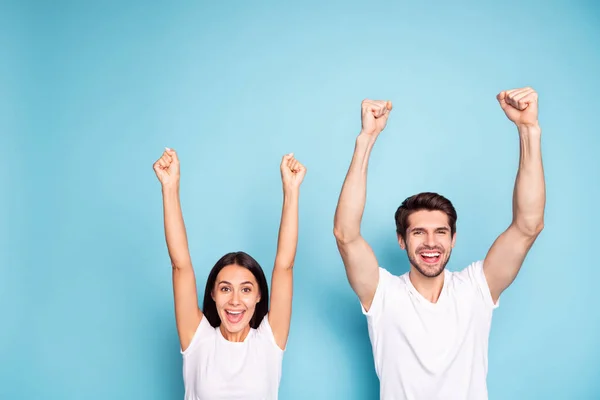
[254,315,285,353]
[181,315,217,356]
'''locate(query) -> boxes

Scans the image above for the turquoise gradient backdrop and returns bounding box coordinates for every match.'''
[3,1,600,399]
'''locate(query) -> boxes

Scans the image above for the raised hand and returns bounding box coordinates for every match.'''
[280,153,306,192]
[360,99,393,137]
[497,87,539,128]
[153,147,180,188]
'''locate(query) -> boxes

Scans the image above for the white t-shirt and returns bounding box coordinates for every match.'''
[362,260,499,400]
[181,315,284,400]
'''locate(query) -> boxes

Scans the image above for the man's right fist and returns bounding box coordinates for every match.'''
[361,99,393,137]
[153,147,180,188]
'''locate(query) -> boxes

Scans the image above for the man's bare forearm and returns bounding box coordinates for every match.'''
[512,123,545,237]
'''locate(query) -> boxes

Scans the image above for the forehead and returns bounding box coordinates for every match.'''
[407,210,450,230]
[216,264,258,284]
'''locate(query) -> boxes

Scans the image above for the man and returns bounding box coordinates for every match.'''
[333,88,545,399]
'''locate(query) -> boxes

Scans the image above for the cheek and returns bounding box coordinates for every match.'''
[213,292,228,309]
[243,294,260,309]
[406,239,420,252]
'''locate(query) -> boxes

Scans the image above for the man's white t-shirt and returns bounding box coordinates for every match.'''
[362,260,499,400]
[181,315,284,400]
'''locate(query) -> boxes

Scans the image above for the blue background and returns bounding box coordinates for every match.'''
[3,1,600,399]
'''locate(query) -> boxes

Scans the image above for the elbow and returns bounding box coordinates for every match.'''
[170,258,192,271]
[532,222,544,237]
[333,226,359,245]
[274,262,294,271]
[274,257,294,270]
[515,219,544,238]
[171,260,182,270]
[535,220,545,234]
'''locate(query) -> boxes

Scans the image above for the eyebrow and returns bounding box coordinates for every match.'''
[218,281,255,286]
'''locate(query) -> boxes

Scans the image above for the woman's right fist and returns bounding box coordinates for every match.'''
[153,147,180,188]
[360,99,392,137]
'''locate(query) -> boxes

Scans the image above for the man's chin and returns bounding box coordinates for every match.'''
[418,266,445,278]
[413,260,446,278]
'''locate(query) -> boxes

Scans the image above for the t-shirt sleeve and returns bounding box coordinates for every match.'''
[260,314,285,352]
[180,314,215,356]
[361,267,393,321]
[460,260,500,309]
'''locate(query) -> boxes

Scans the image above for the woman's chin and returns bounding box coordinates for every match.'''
[222,322,247,333]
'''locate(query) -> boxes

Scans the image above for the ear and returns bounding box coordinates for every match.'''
[397,232,407,250]
[451,232,457,248]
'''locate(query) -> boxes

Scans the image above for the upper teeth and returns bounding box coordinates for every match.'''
[227,311,242,315]
[423,253,440,257]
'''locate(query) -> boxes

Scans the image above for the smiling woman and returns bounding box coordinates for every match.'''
[152,148,306,400]
[202,252,270,340]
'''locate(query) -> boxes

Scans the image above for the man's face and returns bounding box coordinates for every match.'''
[399,210,456,278]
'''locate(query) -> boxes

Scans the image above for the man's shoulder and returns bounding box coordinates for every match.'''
[447,260,498,309]
[378,266,410,287]
[447,260,485,284]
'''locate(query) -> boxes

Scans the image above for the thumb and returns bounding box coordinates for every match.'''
[496,91,508,110]
[165,147,179,163]
[281,153,293,166]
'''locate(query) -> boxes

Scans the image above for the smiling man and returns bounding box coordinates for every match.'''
[333,89,545,400]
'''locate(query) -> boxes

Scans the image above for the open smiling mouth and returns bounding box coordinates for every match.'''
[225,310,245,324]
[419,251,441,264]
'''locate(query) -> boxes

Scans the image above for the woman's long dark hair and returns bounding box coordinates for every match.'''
[202,251,269,329]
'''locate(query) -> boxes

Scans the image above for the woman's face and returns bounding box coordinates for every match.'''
[211,264,261,334]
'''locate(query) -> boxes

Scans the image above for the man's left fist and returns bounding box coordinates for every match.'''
[497,87,539,128]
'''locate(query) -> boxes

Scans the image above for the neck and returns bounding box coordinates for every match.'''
[219,324,251,342]
[408,267,445,303]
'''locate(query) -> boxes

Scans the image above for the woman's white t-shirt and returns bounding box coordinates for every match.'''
[181,315,284,400]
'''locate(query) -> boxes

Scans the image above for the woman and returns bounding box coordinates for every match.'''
[152,147,306,399]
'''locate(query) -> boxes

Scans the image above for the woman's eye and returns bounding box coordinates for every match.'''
[221,287,230,292]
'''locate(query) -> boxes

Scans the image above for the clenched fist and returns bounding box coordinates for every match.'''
[280,153,306,192]
[153,147,180,188]
[497,87,539,128]
[361,99,393,137]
